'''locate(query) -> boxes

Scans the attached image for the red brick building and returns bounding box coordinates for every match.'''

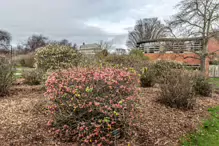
[137,37,219,75]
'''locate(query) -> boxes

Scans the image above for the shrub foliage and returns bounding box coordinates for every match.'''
[35,45,80,71]
[158,69,196,109]
[45,68,138,145]
[129,49,148,60]
[140,67,155,87]
[104,55,148,72]
[0,57,14,96]
[193,74,212,97]
[152,60,184,78]
[23,69,43,85]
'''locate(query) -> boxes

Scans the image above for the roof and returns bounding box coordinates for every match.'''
[137,37,203,47]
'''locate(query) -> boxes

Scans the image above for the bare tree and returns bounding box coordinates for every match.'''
[26,34,48,52]
[126,18,169,49]
[99,40,113,50]
[0,30,12,53]
[59,39,72,46]
[0,30,11,45]
[48,39,73,47]
[72,43,78,49]
[169,0,219,73]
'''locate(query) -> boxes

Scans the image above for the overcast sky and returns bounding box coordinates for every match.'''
[0,0,181,48]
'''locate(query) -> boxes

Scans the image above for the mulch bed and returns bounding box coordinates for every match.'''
[0,85,218,146]
[136,87,219,146]
[0,85,75,146]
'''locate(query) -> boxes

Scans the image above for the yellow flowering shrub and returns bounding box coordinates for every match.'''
[35,44,80,71]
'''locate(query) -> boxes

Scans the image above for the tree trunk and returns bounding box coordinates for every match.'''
[200,55,206,74]
[200,38,208,75]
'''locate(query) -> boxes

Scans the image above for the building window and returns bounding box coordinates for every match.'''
[191,41,202,52]
[148,45,160,53]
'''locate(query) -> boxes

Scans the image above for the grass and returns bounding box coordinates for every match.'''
[209,78,219,88]
[14,67,35,79]
[181,106,219,146]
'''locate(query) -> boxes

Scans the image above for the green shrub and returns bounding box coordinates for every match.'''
[23,69,43,85]
[158,69,196,109]
[140,67,155,87]
[129,49,148,60]
[152,60,184,77]
[0,57,14,96]
[104,54,148,72]
[45,67,138,145]
[193,74,212,97]
[35,45,81,71]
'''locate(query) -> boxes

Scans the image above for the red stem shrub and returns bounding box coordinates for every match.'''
[45,67,138,145]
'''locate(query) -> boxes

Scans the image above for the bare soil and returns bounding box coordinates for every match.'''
[0,85,218,146]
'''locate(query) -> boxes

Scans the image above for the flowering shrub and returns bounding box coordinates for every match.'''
[35,44,81,71]
[45,67,138,145]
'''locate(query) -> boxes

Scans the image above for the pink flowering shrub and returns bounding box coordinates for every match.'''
[45,67,138,145]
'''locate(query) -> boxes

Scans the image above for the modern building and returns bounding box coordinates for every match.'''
[137,36,219,74]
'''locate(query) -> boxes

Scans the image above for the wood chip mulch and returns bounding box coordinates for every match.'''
[0,85,75,146]
[0,85,218,146]
[135,88,219,146]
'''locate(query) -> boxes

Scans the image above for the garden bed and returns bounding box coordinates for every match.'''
[0,85,76,146]
[136,88,219,145]
[0,85,218,146]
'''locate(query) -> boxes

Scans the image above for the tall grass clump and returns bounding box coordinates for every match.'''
[0,57,14,96]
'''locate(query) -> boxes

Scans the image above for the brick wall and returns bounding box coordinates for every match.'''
[144,38,219,75]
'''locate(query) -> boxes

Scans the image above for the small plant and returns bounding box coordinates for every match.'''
[158,69,196,109]
[140,67,155,87]
[35,44,80,71]
[45,67,138,145]
[193,74,212,97]
[0,57,14,96]
[23,69,43,85]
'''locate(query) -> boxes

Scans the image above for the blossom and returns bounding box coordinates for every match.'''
[45,67,138,144]
[55,129,60,134]
[47,120,53,126]
[94,102,100,106]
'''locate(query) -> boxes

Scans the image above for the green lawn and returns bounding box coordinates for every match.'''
[209,78,219,88]
[14,67,34,79]
[181,106,219,146]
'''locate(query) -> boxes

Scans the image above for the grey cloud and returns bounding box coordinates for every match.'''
[0,0,179,47]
